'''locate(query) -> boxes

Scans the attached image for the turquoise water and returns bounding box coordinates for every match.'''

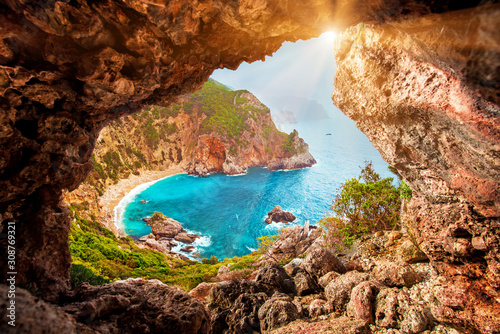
[121,117,394,260]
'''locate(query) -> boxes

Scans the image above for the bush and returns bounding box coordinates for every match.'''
[319,161,403,251]
[70,264,110,289]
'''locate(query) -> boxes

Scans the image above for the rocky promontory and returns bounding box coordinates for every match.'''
[141,212,200,256]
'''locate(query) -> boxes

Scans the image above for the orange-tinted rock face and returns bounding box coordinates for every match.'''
[332,5,500,332]
[191,135,227,175]
[0,0,493,313]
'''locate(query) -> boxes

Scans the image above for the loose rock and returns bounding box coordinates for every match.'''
[258,293,299,333]
[325,271,370,311]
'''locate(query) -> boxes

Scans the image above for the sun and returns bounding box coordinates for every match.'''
[320,30,338,45]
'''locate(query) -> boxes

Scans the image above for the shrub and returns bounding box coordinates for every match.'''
[70,264,110,289]
[319,161,403,251]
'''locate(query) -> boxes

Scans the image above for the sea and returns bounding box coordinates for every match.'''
[119,115,395,260]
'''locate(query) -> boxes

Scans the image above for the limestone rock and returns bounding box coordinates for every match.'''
[258,293,299,333]
[397,240,429,263]
[283,258,303,276]
[144,238,170,253]
[189,282,217,302]
[308,299,333,318]
[174,232,200,244]
[267,225,320,261]
[318,271,341,289]
[332,8,500,331]
[300,247,346,279]
[0,285,77,334]
[266,316,370,334]
[265,205,296,224]
[324,271,370,311]
[370,260,422,288]
[225,292,268,334]
[254,263,296,295]
[375,288,399,328]
[145,212,183,238]
[346,281,382,323]
[180,246,195,253]
[294,269,320,296]
[64,278,210,333]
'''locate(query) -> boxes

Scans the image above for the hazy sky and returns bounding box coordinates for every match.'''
[211,32,347,119]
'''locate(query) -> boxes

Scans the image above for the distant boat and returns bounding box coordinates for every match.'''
[325,133,332,136]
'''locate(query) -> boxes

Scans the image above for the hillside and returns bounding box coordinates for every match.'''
[79,79,314,196]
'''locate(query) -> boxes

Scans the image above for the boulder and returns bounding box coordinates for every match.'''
[344,261,364,272]
[346,281,382,323]
[0,285,77,334]
[208,280,269,310]
[225,293,268,334]
[374,287,399,328]
[266,316,370,334]
[370,260,422,288]
[300,247,346,279]
[265,205,296,224]
[175,232,200,244]
[400,305,430,334]
[145,238,170,253]
[318,271,341,289]
[180,246,195,253]
[283,258,303,276]
[145,212,183,238]
[294,269,320,296]
[138,233,155,242]
[189,282,217,302]
[324,271,370,311]
[308,299,331,318]
[258,292,299,333]
[397,240,428,263]
[64,278,210,333]
[254,263,296,295]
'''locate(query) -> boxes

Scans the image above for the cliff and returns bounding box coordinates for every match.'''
[332,5,500,332]
[80,79,314,191]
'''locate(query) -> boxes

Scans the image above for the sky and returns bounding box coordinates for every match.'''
[210,32,349,120]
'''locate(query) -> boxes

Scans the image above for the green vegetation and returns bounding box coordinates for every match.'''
[181,79,270,144]
[282,130,305,155]
[257,234,280,253]
[68,205,262,291]
[319,161,411,251]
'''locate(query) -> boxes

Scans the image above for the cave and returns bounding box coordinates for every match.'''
[0,0,498,333]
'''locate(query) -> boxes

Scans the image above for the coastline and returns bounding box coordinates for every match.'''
[98,165,185,236]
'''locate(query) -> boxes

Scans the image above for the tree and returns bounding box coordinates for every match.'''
[319,161,406,251]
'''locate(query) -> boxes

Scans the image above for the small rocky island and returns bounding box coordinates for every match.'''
[141,212,200,256]
[265,205,296,224]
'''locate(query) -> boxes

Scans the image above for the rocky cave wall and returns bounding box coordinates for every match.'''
[332,5,500,331]
[0,0,497,328]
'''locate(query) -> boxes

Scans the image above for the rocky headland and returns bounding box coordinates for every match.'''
[0,0,498,333]
[140,211,200,257]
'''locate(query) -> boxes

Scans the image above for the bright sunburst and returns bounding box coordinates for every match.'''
[319,30,338,45]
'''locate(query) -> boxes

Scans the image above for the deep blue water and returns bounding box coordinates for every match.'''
[121,117,394,260]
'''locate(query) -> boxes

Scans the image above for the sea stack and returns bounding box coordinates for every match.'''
[265,205,296,224]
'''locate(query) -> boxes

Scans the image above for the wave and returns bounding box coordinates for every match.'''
[171,232,212,260]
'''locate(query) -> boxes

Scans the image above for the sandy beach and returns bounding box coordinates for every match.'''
[98,165,185,236]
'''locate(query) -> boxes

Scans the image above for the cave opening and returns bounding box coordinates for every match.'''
[0,1,498,332]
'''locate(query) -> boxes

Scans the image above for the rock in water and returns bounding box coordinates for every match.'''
[265,205,296,224]
[145,212,183,238]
